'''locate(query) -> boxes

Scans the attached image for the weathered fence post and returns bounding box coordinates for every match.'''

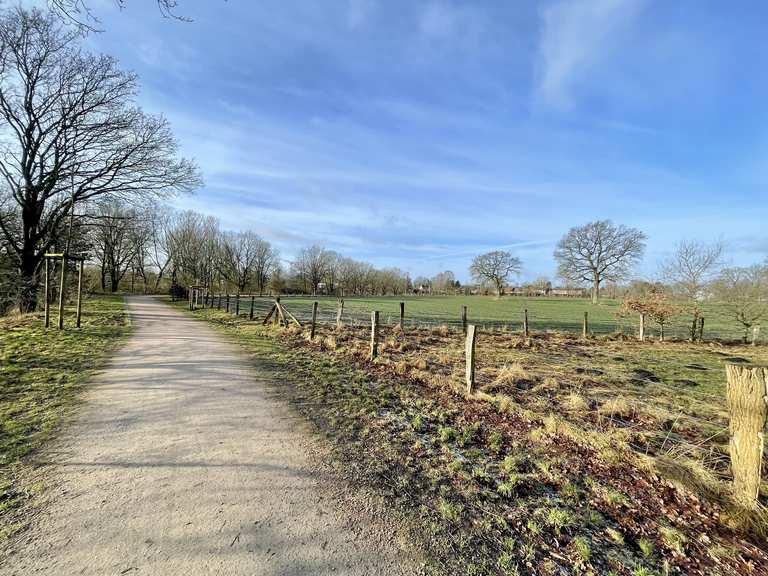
[226,294,230,313]
[462,305,468,335]
[582,311,589,338]
[698,317,705,342]
[336,299,344,329]
[465,324,477,394]
[274,296,281,325]
[250,295,255,320]
[75,260,84,328]
[44,258,50,329]
[370,311,379,360]
[399,302,405,330]
[235,293,240,316]
[725,363,768,507]
[523,309,529,337]
[639,313,646,342]
[310,301,318,340]
[753,325,761,347]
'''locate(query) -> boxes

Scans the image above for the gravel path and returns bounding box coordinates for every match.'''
[2,296,418,575]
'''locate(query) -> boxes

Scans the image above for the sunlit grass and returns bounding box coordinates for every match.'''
[0,295,129,540]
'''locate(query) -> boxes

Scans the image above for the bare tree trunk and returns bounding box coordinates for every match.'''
[591,271,600,304]
[17,251,40,313]
[690,311,699,341]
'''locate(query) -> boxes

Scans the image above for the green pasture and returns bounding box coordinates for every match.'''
[230,294,749,342]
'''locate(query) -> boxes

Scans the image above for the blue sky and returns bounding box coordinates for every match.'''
[43,1,768,281]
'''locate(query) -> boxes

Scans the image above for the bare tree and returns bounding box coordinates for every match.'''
[142,202,174,292]
[554,220,646,304]
[469,251,522,297]
[660,239,723,340]
[252,237,278,296]
[431,270,456,294]
[711,265,768,343]
[90,200,138,292]
[292,245,332,295]
[48,1,189,30]
[167,211,219,288]
[0,8,200,310]
[218,230,272,293]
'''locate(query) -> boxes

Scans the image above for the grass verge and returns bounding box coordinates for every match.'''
[0,295,130,541]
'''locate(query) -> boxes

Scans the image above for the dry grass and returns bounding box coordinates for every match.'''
[598,396,634,419]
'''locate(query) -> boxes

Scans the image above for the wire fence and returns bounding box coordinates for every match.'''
[198,293,756,342]
[188,289,768,491]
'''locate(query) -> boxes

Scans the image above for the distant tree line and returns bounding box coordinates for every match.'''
[1,6,767,340]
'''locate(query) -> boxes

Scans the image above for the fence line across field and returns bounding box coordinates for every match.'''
[194,293,747,341]
[188,287,768,507]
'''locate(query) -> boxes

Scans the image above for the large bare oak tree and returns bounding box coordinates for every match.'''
[0,7,200,310]
[554,220,646,304]
[469,250,522,297]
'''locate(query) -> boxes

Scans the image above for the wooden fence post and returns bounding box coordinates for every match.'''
[725,363,768,507]
[639,313,646,342]
[523,309,529,337]
[310,301,318,340]
[274,296,281,325]
[582,311,589,338]
[698,317,705,342]
[57,256,67,330]
[465,324,477,394]
[399,301,405,330]
[370,311,379,360]
[235,293,240,315]
[336,299,344,330]
[462,306,468,335]
[75,260,83,328]
[44,258,50,328]
[250,295,255,320]
[753,325,761,347]
[226,294,230,313]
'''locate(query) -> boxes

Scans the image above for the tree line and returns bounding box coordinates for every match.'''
[0,5,766,340]
[468,220,768,343]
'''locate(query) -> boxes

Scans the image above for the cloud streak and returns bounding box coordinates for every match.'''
[536,0,646,108]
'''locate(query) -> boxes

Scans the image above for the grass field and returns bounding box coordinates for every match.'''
[0,295,129,541]
[226,294,752,342]
[184,299,768,576]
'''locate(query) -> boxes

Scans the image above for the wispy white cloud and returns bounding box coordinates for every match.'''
[535,0,645,108]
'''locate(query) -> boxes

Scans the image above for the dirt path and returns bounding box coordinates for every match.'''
[2,296,418,575]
